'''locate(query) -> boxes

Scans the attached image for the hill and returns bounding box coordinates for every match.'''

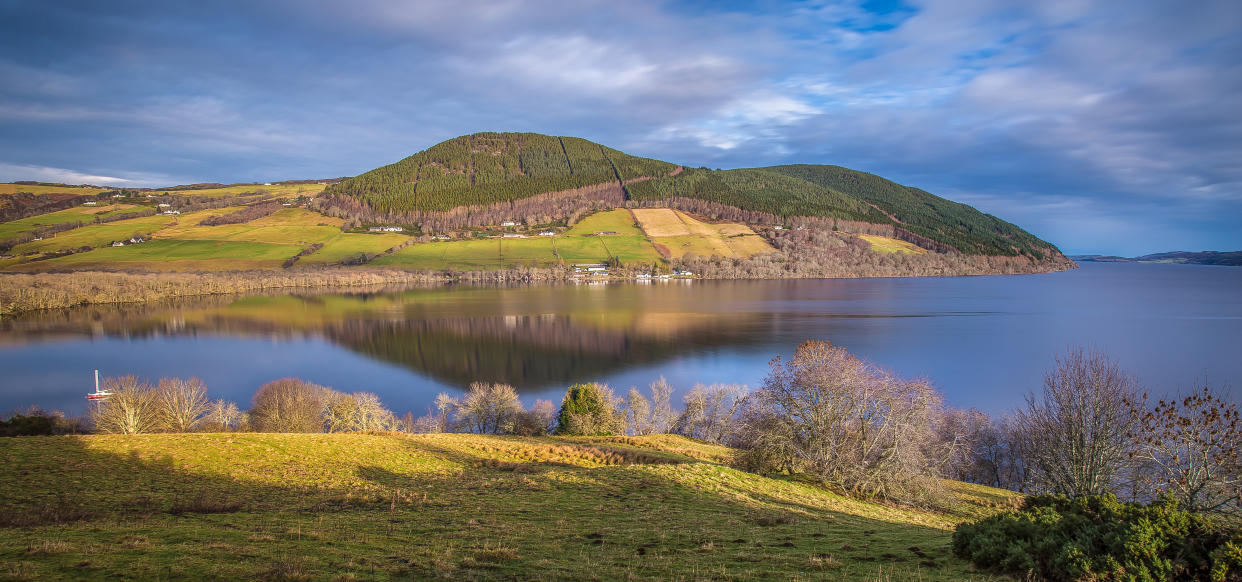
[0,432,1015,580]
[323,132,678,213]
[1073,251,1242,266]
[322,133,1063,261]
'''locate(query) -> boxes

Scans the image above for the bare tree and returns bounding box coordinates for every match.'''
[155,377,210,432]
[92,375,158,434]
[675,383,748,444]
[625,387,654,436]
[649,377,674,434]
[456,382,522,434]
[738,341,944,503]
[433,392,459,432]
[249,378,330,433]
[1015,348,1139,497]
[1127,385,1241,514]
[530,399,557,435]
[204,399,243,432]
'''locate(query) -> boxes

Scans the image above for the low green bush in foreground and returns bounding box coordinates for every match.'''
[952,494,1242,581]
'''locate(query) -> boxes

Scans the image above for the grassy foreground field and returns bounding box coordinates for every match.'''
[0,433,1015,581]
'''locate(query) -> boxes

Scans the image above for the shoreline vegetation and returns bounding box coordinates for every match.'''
[0,253,1074,316]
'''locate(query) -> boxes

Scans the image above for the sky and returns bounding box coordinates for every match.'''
[0,0,1239,256]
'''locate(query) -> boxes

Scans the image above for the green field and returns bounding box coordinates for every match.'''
[0,433,1013,580]
[154,183,329,198]
[0,183,111,196]
[12,215,176,254]
[0,204,138,241]
[15,239,303,271]
[377,210,663,270]
[301,233,411,265]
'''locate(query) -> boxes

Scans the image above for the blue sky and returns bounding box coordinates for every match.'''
[1,0,1239,255]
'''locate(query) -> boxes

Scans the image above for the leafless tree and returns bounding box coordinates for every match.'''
[154,377,210,432]
[92,375,158,434]
[1126,385,1241,514]
[456,382,522,434]
[675,383,748,444]
[530,399,557,435]
[1014,348,1139,497]
[204,399,243,432]
[249,378,330,433]
[323,390,399,433]
[738,341,945,503]
[433,392,459,432]
[625,388,653,436]
[649,377,674,434]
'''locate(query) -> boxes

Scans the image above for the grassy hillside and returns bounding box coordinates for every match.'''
[324,132,678,213]
[0,433,1015,580]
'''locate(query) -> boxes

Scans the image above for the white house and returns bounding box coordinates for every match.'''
[538,231,555,237]
[501,233,527,239]
[368,226,404,233]
[500,221,517,227]
[111,241,125,247]
[157,203,171,208]
[82,201,98,206]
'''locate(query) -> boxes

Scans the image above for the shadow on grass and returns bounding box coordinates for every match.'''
[0,432,991,580]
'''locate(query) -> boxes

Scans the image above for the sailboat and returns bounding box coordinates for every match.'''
[86,369,113,401]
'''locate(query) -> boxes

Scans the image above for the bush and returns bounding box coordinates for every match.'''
[952,494,1242,581]
[556,383,623,436]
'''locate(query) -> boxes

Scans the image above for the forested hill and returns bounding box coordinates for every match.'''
[323,132,677,213]
[324,132,1064,259]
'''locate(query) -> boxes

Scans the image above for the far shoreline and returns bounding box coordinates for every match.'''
[0,259,1076,317]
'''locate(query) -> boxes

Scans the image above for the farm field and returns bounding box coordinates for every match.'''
[12,214,176,254]
[0,204,139,241]
[857,234,928,255]
[12,239,303,272]
[377,209,662,270]
[156,183,329,198]
[152,209,343,247]
[632,208,773,259]
[301,233,411,265]
[0,183,112,196]
[0,432,1014,581]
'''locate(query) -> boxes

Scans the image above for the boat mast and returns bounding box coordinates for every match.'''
[94,369,99,393]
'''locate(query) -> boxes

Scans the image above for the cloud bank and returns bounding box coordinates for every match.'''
[0,0,1238,254]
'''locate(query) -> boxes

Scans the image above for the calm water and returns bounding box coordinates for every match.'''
[1,262,1239,417]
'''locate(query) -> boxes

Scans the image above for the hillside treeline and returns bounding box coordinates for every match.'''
[322,132,676,213]
[314,181,627,232]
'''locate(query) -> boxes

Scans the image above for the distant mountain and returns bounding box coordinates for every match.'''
[321,132,1065,260]
[1072,251,1242,266]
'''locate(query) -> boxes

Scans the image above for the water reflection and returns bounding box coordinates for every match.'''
[1,263,1239,417]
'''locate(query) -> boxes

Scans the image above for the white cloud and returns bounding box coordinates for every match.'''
[0,163,136,186]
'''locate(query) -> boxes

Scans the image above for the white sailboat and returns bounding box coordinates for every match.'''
[86,369,113,401]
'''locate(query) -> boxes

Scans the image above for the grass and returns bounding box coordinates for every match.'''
[13,239,304,272]
[0,433,1014,581]
[857,234,928,255]
[301,233,411,265]
[11,215,176,254]
[633,209,773,259]
[151,183,329,198]
[0,184,111,196]
[377,210,663,270]
[0,205,138,241]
